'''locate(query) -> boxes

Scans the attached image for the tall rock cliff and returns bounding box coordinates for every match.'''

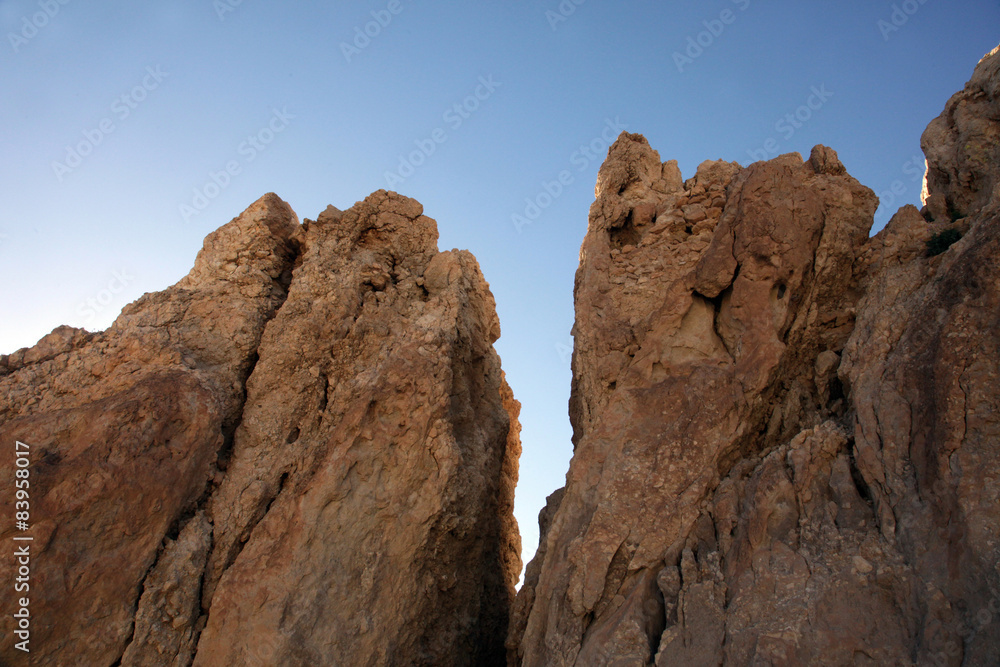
[0,192,521,666]
[510,46,1000,666]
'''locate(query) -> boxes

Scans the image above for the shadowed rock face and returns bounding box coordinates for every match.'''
[0,191,521,667]
[509,46,1000,667]
[842,45,1000,667]
[194,192,521,667]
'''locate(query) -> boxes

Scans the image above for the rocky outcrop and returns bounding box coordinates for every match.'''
[2,43,997,667]
[509,136,890,666]
[0,193,298,667]
[194,192,521,667]
[841,44,1000,667]
[510,46,1000,666]
[0,192,521,666]
[921,45,1000,223]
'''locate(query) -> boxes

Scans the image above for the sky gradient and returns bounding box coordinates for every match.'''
[2,0,997,581]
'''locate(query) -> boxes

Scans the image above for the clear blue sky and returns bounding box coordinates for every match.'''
[2,0,997,581]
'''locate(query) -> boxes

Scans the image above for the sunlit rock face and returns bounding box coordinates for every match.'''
[0,191,521,667]
[509,45,1000,667]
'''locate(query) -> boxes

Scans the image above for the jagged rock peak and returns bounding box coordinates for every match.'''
[921,44,1000,221]
[179,192,299,290]
[512,134,880,666]
[0,191,521,667]
[508,44,1000,666]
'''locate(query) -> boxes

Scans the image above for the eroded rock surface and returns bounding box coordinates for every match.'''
[2,43,997,667]
[842,45,1000,667]
[510,135,886,666]
[921,45,1000,223]
[0,191,520,667]
[195,192,521,667]
[510,45,1000,667]
[0,193,298,667]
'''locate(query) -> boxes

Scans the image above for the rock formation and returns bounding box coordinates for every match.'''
[1,42,997,667]
[509,46,1000,666]
[0,192,521,666]
[841,44,1000,667]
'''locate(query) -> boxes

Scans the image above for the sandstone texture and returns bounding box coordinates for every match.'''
[510,46,1000,666]
[0,191,521,666]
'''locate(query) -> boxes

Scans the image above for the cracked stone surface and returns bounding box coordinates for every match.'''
[509,136,883,666]
[842,45,1000,667]
[921,45,1000,223]
[0,191,521,667]
[195,191,521,667]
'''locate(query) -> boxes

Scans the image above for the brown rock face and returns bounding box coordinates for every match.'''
[510,136,887,666]
[195,192,521,666]
[3,44,997,667]
[842,45,1000,667]
[0,191,520,666]
[0,193,298,667]
[921,45,1000,222]
[510,46,1000,667]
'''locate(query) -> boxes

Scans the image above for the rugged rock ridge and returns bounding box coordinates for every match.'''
[194,192,521,666]
[0,192,521,666]
[510,46,1000,666]
[921,45,1000,224]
